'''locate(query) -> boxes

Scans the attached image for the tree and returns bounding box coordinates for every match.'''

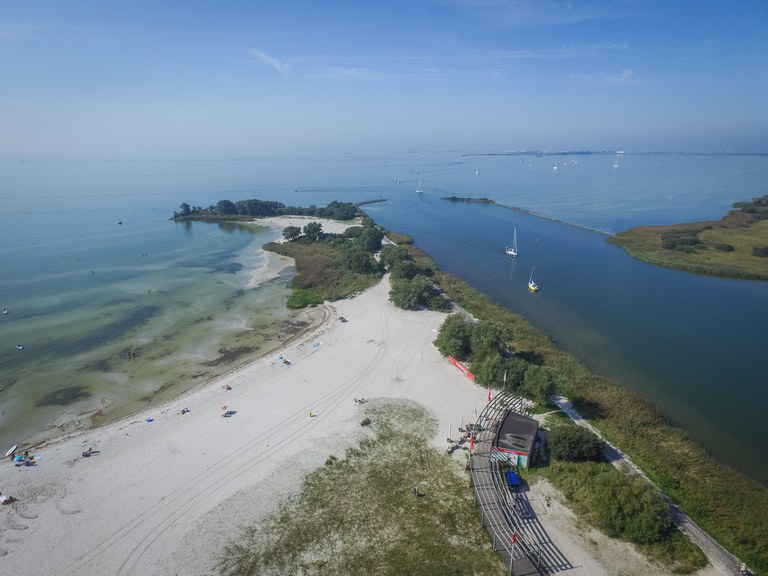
[548,426,604,462]
[474,353,507,387]
[358,226,384,252]
[592,471,673,544]
[391,259,418,280]
[340,244,378,274]
[389,274,434,311]
[380,245,413,271]
[434,315,473,360]
[303,222,324,242]
[179,203,191,216]
[521,364,557,404]
[216,199,238,215]
[282,226,301,241]
[501,357,528,392]
[469,322,512,361]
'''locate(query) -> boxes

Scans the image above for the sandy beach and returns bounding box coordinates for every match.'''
[0,217,723,576]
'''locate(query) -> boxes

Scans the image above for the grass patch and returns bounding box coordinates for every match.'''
[609,198,768,280]
[539,460,707,573]
[218,399,506,576]
[265,240,381,305]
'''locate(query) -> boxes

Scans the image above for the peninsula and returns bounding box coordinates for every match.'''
[609,195,768,280]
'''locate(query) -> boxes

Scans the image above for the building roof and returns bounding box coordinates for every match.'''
[494,410,539,454]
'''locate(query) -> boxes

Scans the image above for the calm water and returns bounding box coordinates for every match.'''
[1,152,766,485]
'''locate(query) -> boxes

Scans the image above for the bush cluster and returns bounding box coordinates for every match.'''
[660,228,704,251]
[548,425,604,462]
[432,314,558,403]
[381,245,449,312]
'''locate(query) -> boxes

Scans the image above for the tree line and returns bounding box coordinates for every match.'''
[173,199,362,221]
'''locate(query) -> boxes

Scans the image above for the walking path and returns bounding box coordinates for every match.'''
[549,395,745,576]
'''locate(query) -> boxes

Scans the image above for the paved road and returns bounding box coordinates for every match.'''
[550,395,747,576]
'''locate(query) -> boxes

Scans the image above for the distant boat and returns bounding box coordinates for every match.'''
[416,175,423,194]
[528,266,539,292]
[505,228,518,257]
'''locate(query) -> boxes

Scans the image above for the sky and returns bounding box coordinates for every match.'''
[1,0,767,157]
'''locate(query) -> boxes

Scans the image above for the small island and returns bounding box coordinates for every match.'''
[609,195,768,280]
[441,196,497,204]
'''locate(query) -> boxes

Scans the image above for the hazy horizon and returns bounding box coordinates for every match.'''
[2,1,766,158]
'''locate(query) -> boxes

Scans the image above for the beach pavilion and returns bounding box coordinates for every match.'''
[491,410,539,469]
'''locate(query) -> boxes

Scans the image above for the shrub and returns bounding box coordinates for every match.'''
[360,417,371,427]
[433,315,473,360]
[592,470,674,544]
[548,425,605,462]
[522,364,558,404]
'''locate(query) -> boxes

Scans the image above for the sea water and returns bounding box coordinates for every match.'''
[1,152,766,485]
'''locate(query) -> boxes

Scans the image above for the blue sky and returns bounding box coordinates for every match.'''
[1,0,766,157]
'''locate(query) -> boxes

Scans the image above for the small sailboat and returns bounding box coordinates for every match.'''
[505,228,518,257]
[528,266,539,292]
[416,175,423,194]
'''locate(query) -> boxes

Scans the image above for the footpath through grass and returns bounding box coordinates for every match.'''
[218,399,507,576]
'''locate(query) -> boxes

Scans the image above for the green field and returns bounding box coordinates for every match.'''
[609,196,768,280]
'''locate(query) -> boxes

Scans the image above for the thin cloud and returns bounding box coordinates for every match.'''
[564,68,640,86]
[250,48,291,74]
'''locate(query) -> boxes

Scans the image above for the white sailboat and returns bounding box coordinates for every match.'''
[416,175,423,194]
[505,228,518,257]
[528,266,539,292]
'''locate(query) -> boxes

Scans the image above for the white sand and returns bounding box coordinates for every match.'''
[0,217,723,576]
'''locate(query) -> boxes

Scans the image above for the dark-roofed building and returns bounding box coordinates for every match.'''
[491,410,539,468]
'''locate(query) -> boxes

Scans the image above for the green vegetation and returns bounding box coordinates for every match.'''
[218,400,507,576]
[432,314,558,405]
[205,202,765,570]
[380,245,450,312]
[427,258,768,571]
[265,219,382,307]
[541,461,705,570]
[441,196,496,204]
[265,220,449,312]
[547,426,604,462]
[173,199,363,221]
[610,195,768,280]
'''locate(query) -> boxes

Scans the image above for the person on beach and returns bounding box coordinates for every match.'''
[0,491,17,505]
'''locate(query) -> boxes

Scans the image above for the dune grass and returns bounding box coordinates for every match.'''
[609,208,768,280]
[264,241,380,307]
[217,399,507,576]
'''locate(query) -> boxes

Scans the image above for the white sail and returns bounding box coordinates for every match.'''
[505,228,518,257]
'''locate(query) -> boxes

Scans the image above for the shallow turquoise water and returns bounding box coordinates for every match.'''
[1,152,766,484]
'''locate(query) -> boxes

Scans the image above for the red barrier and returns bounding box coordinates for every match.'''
[448,355,476,382]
